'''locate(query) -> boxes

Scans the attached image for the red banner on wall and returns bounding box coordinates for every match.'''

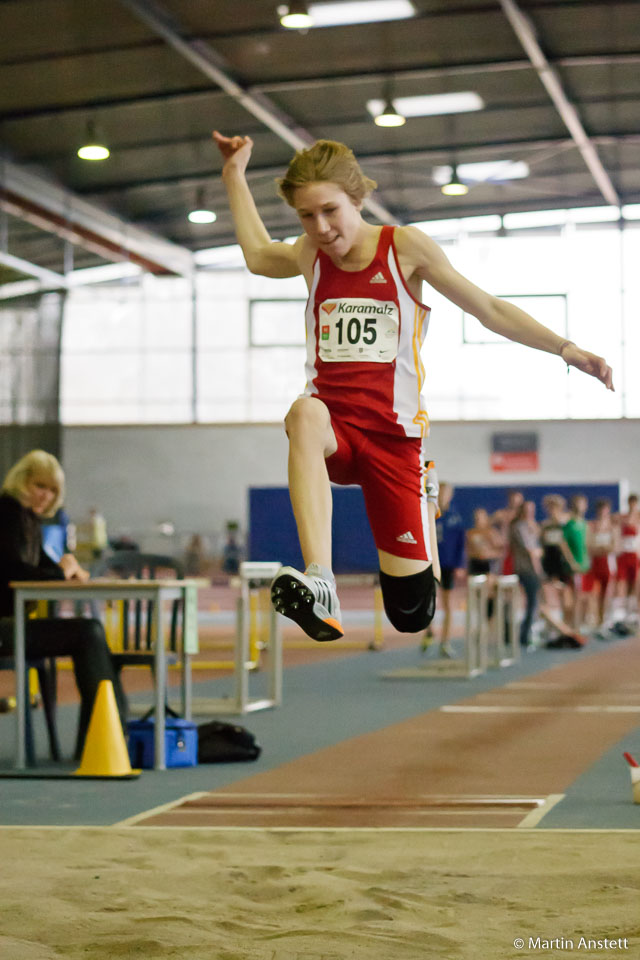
[491,433,539,472]
[490,450,539,472]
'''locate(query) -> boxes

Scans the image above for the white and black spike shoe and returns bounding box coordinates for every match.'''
[271,564,343,642]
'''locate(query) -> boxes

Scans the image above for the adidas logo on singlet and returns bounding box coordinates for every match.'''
[369,271,387,283]
[396,530,417,544]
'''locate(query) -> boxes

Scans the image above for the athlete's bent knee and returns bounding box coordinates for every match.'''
[379,567,436,633]
[285,397,329,437]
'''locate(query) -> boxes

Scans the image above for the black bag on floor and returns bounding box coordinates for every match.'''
[197,720,261,763]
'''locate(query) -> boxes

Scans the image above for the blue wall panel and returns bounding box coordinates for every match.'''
[450,483,620,530]
[248,487,304,570]
[249,482,620,573]
[248,485,378,573]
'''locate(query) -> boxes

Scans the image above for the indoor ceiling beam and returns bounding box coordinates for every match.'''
[5,53,639,123]
[116,0,396,225]
[253,53,640,95]
[81,133,640,197]
[499,0,620,206]
[0,159,194,276]
[0,250,67,289]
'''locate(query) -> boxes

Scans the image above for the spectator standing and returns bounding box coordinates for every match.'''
[492,489,524,575]
[509,500,543,647]
[584,498,616,634]
[563,493,590,628]
[423,481,465,657]
[615,493,640,622]
[466,507,503,576]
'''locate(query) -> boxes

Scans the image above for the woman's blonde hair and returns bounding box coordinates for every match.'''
[2,449,65,518]
[543,493,565,513]
[277,140,377,207]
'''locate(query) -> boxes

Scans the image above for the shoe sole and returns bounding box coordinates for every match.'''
[271,573,343,642]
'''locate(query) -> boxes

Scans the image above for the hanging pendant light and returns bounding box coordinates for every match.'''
[77,121,110,161]
[279,1,314,28]
[374,99,406,127]
[188,188,217,224]
[441,165,468,196]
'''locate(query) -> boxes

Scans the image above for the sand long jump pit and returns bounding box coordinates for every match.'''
[1,827,638,959]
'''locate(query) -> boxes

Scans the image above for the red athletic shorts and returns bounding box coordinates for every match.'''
[582,555,611,593]
[325,417,431,561]
[617,552,639,586]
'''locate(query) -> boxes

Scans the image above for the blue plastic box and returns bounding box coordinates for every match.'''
[127,718,198,768]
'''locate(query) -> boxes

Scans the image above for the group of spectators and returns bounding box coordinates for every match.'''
[432,484,640,655]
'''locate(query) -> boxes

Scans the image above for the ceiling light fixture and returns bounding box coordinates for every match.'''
[367,91,484,121]
[432,160,529,186]
[307,0,415,27]
[374,99,406,127]
[279,2,314,28]
[188,189,217,224]
[441,166,469,197]
[188,207,217,224]
[77,121,110,161]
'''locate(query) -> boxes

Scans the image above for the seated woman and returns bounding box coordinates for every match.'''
[0,449,127,759]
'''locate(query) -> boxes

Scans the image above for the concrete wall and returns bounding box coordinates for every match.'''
[62,418,640,551]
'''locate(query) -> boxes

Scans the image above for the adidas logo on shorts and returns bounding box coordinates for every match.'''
[369,271,387,284]
[396,530,417,544]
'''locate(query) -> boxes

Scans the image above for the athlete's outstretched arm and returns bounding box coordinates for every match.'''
[213,131,302,278]
[397,225,614,390]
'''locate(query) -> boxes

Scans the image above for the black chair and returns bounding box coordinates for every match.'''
[0,656,62,765]
[91,552,184,676]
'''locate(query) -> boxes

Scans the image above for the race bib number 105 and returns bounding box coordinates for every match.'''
[317,298,399,363]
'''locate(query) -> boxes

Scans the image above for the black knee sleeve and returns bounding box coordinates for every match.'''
[379,566,436,633]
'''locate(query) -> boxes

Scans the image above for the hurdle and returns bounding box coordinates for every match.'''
[378,574,490,680]
[190,561,283,716]
[491,574,521,667]
[378,573,520,681]
[467,574,522,673]
[464,575,490,677]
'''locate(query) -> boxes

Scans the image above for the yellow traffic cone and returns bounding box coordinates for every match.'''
[74,680,140,778]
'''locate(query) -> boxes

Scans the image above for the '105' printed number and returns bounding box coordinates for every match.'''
[335,316,377,345]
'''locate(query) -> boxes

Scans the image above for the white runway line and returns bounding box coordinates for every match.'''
[517,794,565,828]
[105,825,640,833]
[2,825,639,832]
[114,791,211,826]
[440,704,640,713]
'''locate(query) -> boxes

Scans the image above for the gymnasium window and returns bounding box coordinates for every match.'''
[59,217,638,424]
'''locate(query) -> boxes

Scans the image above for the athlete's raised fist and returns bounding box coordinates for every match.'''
[213,131,254,175]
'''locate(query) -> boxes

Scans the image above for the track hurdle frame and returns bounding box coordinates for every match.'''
[492,574,521,667]
[378,573,521,682]
[464,575,491,677]
[192,561,283,716]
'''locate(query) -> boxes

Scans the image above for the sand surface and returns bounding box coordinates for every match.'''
[1,827,639,959]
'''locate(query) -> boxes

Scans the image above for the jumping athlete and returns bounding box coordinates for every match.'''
[213,133,614,643]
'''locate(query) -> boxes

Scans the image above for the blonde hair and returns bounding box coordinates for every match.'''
[543,493,565,513]
[277,140,377,207]
[2,449,65,518]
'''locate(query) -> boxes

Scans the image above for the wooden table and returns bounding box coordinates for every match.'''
[10,578,202,771]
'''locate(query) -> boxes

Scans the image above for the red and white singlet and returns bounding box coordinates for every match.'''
[617,518,640,585]
[303,225,430,437]
[619,519,640,555]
